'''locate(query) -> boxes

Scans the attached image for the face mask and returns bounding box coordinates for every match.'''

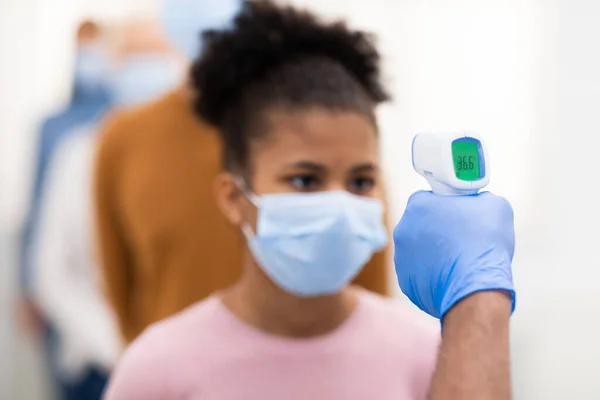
[240,187,388,297]
[109,54,181,107]
[160,0,242,60]
[74,44,108,92]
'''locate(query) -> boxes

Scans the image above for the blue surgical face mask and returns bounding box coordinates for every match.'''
[240,186,388,297]
[109,54,181,107]
[75,44,108,92]
[160,0,242,60]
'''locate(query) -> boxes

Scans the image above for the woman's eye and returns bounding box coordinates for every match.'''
[289,175,319,191]
[348,177,375,194]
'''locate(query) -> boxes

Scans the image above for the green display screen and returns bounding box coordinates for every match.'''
[452,139,481,181]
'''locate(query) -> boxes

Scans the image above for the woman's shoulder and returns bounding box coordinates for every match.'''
[104,296,224,399]
[134,295,225,351]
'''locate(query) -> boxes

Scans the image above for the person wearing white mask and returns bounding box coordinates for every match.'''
[107,20,183,107]
[93,0,393,347]
[32,20,182,400]
[17,19,112,400]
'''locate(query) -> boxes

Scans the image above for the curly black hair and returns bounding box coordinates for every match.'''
[191,0,390,173]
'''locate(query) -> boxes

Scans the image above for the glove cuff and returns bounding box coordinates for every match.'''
[441,285,516,319]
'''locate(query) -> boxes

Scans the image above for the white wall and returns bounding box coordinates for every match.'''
[2,0,599,398]
[514,0,600,397]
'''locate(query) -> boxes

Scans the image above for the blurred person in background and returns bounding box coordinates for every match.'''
[104,3,439,399]
[94,0,392,346]
[31,19,182,400]
[17,19,112,399]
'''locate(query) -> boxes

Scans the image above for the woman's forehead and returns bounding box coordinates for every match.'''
[251,108,379,163]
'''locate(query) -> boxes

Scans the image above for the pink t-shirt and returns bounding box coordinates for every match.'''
[105,290,440,400]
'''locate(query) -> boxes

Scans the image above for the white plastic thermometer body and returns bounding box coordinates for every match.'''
[412,132,490,195]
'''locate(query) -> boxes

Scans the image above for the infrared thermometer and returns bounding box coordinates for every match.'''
[412,132,490,195]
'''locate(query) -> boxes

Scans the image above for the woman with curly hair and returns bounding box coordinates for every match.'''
[105,2,439,399]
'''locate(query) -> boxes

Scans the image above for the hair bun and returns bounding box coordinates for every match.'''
[192,0,389,127]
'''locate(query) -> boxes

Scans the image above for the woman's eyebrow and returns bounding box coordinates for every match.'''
[288,161,326,171]
[350,163,378,173]
[283,161,378,173]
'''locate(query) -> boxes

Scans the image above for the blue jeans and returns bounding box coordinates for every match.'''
[44,324,109,400]
[62,367,109,400]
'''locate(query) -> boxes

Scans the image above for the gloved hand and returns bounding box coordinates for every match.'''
[393,191,515,319]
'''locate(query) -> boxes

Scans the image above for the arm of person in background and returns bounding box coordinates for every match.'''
[33,132,122,372]
[394,191,515,400]
[94,113,135,342]
[17,120,55,334]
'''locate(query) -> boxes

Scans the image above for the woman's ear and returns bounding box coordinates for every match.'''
[214,172,245,226]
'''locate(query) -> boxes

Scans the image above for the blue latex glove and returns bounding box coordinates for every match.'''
[393,191,515,319]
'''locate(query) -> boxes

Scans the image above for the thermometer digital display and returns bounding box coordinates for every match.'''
[452,138,482,181]
[412,132,490,195]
